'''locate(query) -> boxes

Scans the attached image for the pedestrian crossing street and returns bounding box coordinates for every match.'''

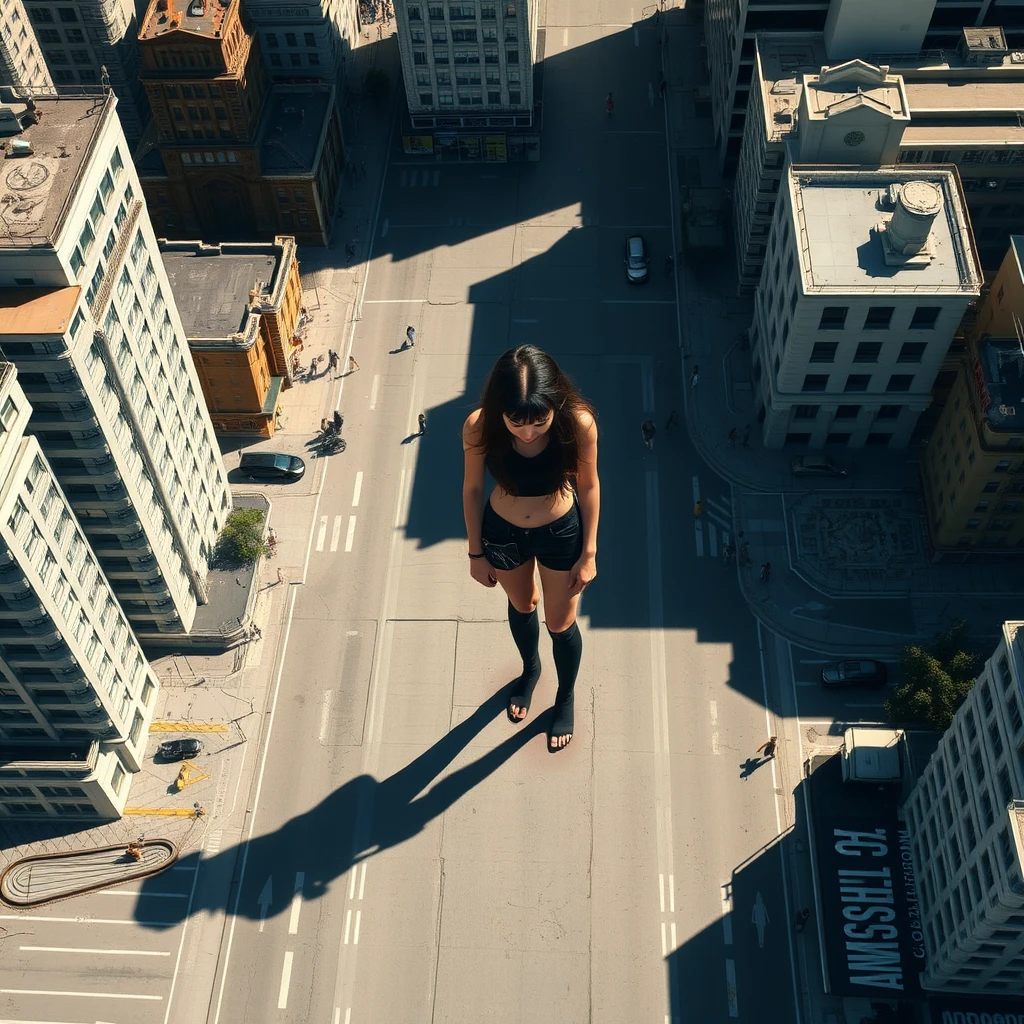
[398,168,442,188]
[692,474,732,558]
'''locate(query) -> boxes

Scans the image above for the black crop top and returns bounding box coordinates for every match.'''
[489,440,563,497]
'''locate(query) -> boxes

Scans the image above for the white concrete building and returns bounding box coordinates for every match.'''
[751,166,981,449]
[0,91,231,642]
[902,621,1024,993]
[0,362,158,820]
[395,0,537,130]
[0,0,52,94]
[22,0,148,141]
[245,0,359,88]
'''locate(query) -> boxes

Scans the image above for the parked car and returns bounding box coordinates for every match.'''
[239,452,306,482]
[791,454,848,478]
[157,738,204,761]
[821,660,889,688]
[624,235,650,283]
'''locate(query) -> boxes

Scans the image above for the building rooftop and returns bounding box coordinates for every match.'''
[789,168,981,293]
[0,286,81,336]
[0,93,114,249]
[258,87,333,175]
[974,335,1024,432]
[161,246,280,337]
[140,0,233,41]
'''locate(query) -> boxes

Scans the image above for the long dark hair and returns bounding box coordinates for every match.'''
[477,345,594,495]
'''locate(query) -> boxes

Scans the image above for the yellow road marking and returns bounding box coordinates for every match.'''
[150,722,228,732]
[124,807,207,816]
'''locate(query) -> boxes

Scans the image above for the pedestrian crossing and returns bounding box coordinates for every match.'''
[398,168,442,188]
[692,474,732,558]
[315,513,356,553]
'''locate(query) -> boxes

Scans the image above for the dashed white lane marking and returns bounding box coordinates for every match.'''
[315,515,328,552]
[20,946,170,956]
[344,515,357,552]
[721,886,734,945]
[0,989,162,1001]
[277,951,294,1009]
[659,873,665,913]
[351,470,363,507]
[661,921,667,956]
[333,1007,342,1024]
[343,909,352,944]
[288,872,305,935]
[358,862,367,900]
[380,217,389,237]
[369,374,380,410]
[353,909,362,944]
[726,958,738,1017]
[710,700,720,755]
[319,690,332,744]
[0,915,178,925]
[330,514,343,552]
[669,875,675,913]
[562,26,568,45]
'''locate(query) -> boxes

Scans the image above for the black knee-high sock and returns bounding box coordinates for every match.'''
[508,601,541,702]
[548,621,582,739]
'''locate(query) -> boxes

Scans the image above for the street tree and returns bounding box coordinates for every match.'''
[885,619,982,731]
[216,507,267,565]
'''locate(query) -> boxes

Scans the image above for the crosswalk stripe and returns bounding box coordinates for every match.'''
[330,515,343,552]
[315,515,327,552]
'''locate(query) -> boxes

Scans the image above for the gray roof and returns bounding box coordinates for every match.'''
[258,87,333,174]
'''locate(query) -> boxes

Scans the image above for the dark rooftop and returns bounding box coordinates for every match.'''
[976,336,1024,433]
[259,87,333,175]
[161,248,280,337]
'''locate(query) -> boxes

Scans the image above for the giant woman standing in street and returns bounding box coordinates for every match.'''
[462,346,599,752]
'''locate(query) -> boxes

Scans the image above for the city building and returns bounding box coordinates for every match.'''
[160,235,302,437]
[23,0,149,142]
[393,0,540,160]
[901,620,1024,993]
[244,0,359,87]
[0,0,52,94]
[735,29,1024,289]
[920,237,1024,558]
[136,0,343,245]
[703,0,1024,172]
[0,91,232,642]
[0,361,159,821]
[750,166,981,449]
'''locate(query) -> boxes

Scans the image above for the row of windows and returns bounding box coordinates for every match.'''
[34,25,84,43]
[413,46,521,64]
[410,26,516,42]
[28,7,79,25]
[268,51,321,67]
[408,3,519,20]
[818,305,941,331]
[163,83,224,98]
[791,404,902,422]
[900,148,1024,167]
[809,340,927,364]
[420,89,519,106]
[800,373,916,394]
[265,31,317,48]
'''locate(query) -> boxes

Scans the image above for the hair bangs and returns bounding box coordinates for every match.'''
[503,394,553,426]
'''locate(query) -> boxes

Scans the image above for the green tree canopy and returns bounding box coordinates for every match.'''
[215,507,267,565]
[885,619,982,731]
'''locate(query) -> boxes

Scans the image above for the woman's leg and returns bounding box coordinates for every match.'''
[493,558,542,721]
[536,563,583,750]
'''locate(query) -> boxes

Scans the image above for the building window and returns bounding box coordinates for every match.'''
[898,342,927,363]
[506,48,519,62]
[285,32,297,46]
[876,405,901,420]
[853,342,882,363]
[419,92,434,105]
[809,342,837,363]
[269,52,281,66]
[826,432,851,446]
[431,26,447,42]
[818,306,847,330]
[844,374,871,393]
[111,761,126,794]
[488,90,501,103]
[792,405,818,420]
[304,32,316,46]
[414,50,428,64]
[290,52,302,66]
[911,306,941,329]
[886,374,914,393]
[835,405,860,420]
[58,7,78,21]
[802,374,828,392]
[866,432,893,447]
[995,459,1013,473]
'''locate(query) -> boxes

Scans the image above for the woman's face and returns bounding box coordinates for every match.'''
[503,410,553,445]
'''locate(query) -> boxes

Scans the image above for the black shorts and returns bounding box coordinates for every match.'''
[481,497,583,572]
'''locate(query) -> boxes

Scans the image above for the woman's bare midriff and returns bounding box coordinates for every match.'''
[488,486,573,528]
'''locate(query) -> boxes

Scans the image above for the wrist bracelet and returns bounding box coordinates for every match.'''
[468,552,486,560]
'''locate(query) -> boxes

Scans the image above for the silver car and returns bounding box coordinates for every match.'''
[791,455,848,478]
[624,235,649,283]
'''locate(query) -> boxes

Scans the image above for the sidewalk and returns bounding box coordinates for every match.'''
[660,5,1018,657]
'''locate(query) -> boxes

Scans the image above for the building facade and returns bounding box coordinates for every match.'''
[394,0,540,159]
[23,0,149,142]
[902,621,1024,993]
[0,0,52,94]
[137,0,342,245]
[0,362,159,820]
[160,235,302,436]
[750,167,981,449]
[0,92,231,641]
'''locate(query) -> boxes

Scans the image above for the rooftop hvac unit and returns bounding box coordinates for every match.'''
[10,138,32,156]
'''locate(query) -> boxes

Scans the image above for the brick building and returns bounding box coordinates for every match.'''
[160,236,302,437]
[136,0,342,246]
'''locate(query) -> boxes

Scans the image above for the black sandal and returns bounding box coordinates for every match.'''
[507,667,540,723]
[547,692,574,752]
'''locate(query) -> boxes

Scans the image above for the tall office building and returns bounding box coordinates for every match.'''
[393,0,540,159]
[750,166,981,449]
[902,621,1024,993]
[22,0,149,142]
[0,361,159,820]
[0,91,232,642]
[0,0,52,93]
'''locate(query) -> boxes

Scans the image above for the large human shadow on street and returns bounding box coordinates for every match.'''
[136,684,546,928]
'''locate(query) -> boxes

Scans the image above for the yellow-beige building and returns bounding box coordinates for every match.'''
[921,236,1024,559]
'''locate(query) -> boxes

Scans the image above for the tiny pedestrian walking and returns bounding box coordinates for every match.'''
[760,561,771,583]
[417,412,427,435]
[756,735,777,760]
[794,907,811,932]
[693,499,703,519]
[320,416,331,434]
[722,541,735,565]
[360,159,367,179]
[276,567,286,586]
[333,409,344,434]
[665,409,679,432]
[406,325,416,348]
[728,426,738,448]
[742,423,751,447]
[659,77,667,99]
[347,355,360,374]
[250,623,262,641]
[690,365,700,389]
[641,419,656,450]
[328,349,339,375]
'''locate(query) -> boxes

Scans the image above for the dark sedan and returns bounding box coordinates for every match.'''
[157,738,204,761]
[821,660,889,688]
[239,452,306,482]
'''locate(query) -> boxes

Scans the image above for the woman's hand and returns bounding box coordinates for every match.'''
[568,553,597,597]
[469,557,498,588]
